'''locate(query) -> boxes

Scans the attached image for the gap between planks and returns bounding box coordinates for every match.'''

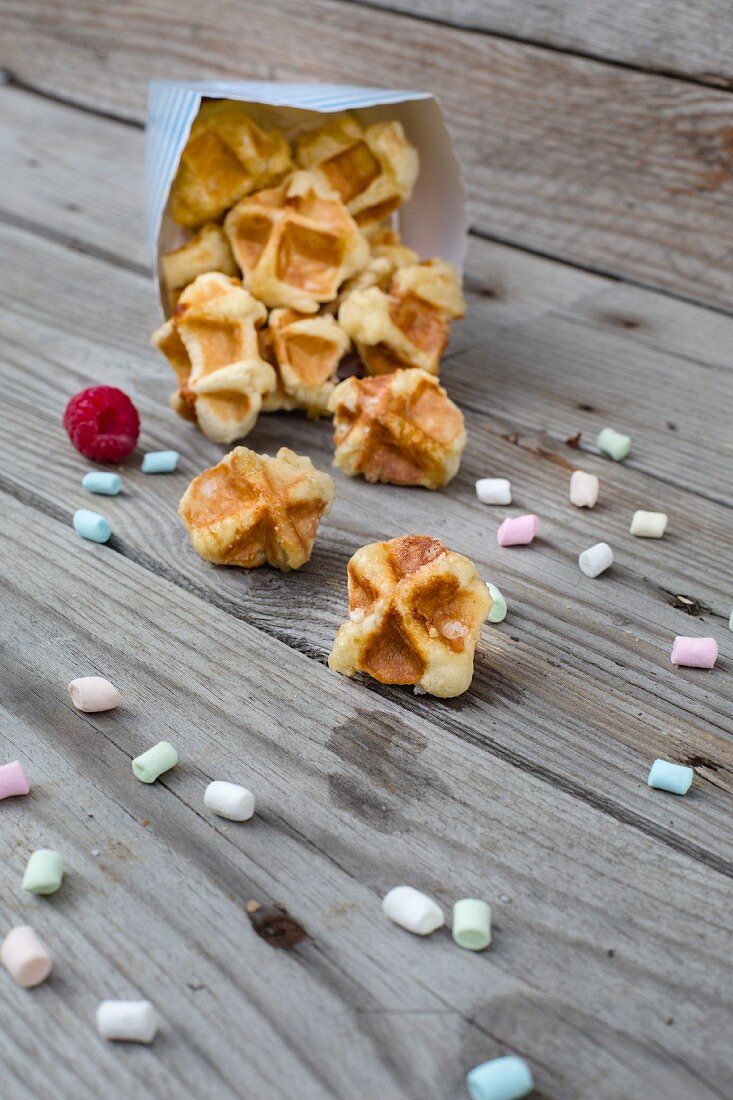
[1,469,731,883]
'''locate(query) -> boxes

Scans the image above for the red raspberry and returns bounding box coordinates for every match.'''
[63,386,140,462]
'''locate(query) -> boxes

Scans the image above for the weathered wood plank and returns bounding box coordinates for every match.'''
[3,3,733,308]
[2,488,732,1098]
[356,0,733,88]
[0,85,146,270]
[1,217,732,866]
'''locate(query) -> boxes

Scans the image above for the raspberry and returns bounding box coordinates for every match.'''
[63,386,140,462]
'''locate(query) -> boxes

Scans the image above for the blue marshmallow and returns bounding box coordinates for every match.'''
[142,450,179,474]
[73,509,112,544]
[647,759,693,796]
[467,1056,534,1100]
[467,1057,534,1100]
[82,471,122,496]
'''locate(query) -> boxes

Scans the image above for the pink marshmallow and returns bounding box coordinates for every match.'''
[68,676,121,713]
[1,926,53,988]
[497,514,539,547]
[569,471,599,508]
[0,761,29,801]
[671,636,718,669]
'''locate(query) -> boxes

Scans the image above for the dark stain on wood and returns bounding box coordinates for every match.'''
[246,900,306,949]
[326,710,447,832]
[668,593,712,617]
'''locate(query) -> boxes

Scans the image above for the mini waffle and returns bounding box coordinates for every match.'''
[169,100,292,227]
[338,259,465,375]
[263,309,350,417]
[151,272,276,443]
[179,446,335,571]
[328,534,491,697]
[329,368,466,489]
[223,170,370,313]
[295,116,419,226]
[160,224,239,309]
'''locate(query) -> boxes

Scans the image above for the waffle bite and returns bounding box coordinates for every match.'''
[339,259,465,375]
[151,273,275,444]
[179,446,335,571]
[169,100,292,227]
[329,369,465,489]
[295,116,419,227]
[262,309,350,417]
[224,171,370,313]
[328,535,491,697]
[160,224,239,309]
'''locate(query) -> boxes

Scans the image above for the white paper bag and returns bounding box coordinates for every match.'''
[146,80,468,314]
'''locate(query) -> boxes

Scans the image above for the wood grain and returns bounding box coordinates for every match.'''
[2,487,732,1099]
[3,3,733,308]
[357,0,733,88]
[1,76,732,1099]
[2,215,732,866]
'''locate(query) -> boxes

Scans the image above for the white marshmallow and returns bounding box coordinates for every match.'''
[204,781,255,822]
[630,510,667,538]
[96,1000,159,1043]
[382,885,444,935]
[68,676,121,713]
[569,470,599,508]
[475,478,511,505]
[579,542,614,578]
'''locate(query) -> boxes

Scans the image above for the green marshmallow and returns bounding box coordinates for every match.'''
[22,849,66,895]
[132,741,179,784]
[597,426,631,461]
[486,583,507,623]
[452,898,492,951]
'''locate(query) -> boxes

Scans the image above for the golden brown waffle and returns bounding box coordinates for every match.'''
[339,259,465,375]
[295,116,419,227]
[223,171,370,313]
[328,228,419,308]
[151,273,276,444]
[329,368,466,489]
[179,446,335,571]
[328,534,491,697]
[169,101,292,227]
[262,309,350,417]
[160,224,239,309]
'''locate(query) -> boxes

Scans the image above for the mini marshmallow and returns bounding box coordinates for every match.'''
[630,510,668,538]
[0,761,30,800]
[204,781,255,821]
[68,676,121,713]
[73,509,111,543]
[648,759,693,796]
[82,471,122,496]
[22,849,65,895]
[578,542,614,578]
[486,583,507,623]
[96,999,159,1043]
[466,1055,534,1100]
[452,899,492,951]
[671,636,717,669]
[476,478,511,505]
[142,450,179,474]
[132,741,178,783]
[597,427,631,461]
[0,926,53,988]
[382,885,444,936]
[569,470,599,508]
[729,608,733,632]
[497,515,539,547]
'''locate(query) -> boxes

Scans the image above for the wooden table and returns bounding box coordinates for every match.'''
[0,3,731,1097]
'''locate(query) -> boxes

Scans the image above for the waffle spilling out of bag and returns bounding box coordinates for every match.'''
[152,99,467,487]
